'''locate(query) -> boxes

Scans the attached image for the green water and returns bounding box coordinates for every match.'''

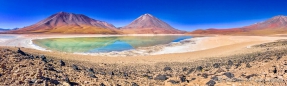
[33,36,192,53]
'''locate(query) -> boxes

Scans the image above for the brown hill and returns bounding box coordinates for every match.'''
[121,14,184,34]
[189,15,287,35]
[7,12,119,34]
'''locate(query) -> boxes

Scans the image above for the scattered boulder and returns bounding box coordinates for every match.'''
[223,72,234,78]
[206,80,216,86]
[246,63,252,68]
[88,73,97,78]
[154,74,168,80]
[87,68,95,74]
[60,60,65,66]
[110,71,115,76]
[211,76,219,81]
[17,48,26,56]
[100,83,105,86]
[168,80,180,84]
[163,67,172,71]
[182,67,188,71]
[228,60,233,66]
[180,75,186,82]
[41,55,47,63]
[187,68,195,74]
[131,82,139,86]
[196,66,203,72]
[273,67,277,74]
[72,64,79,71]
[201,73,209,78]
[213,63,220,68]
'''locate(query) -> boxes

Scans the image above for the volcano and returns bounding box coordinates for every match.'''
[121,13,184,34]
[8,12,119,34]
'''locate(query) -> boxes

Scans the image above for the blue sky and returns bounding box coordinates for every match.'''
[0,0,287,31]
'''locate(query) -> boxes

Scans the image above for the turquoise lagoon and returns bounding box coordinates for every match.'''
[33,36,192,53]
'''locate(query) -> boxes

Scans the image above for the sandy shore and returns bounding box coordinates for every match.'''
[0,34,286,64]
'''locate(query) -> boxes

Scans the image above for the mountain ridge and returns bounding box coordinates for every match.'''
[188,15,287,35]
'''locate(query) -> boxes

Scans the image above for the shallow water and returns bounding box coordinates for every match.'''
[33,36,192,53]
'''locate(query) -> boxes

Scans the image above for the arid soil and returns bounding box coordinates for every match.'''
[2,40,287,86]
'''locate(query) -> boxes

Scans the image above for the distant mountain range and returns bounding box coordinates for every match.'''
[4,11,287,35]
[189,15,287,35]
[0,28,10,32]
[6,12,183,34]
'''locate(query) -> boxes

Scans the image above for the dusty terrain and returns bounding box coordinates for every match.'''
[1,34,287,85]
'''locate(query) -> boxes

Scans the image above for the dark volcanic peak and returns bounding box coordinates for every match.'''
[8,11,119,34]
[36,11,116,29]
[122,13,175,30]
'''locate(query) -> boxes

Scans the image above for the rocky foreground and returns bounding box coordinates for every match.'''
[1,40,287,85]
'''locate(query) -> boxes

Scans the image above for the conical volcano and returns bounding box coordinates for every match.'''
[121,13,184,34]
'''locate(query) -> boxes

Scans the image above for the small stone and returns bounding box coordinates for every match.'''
[131,82,139,86]
[168,80,180,84]
[180,75,186,82]
[60,60,65,66]
[100,83,105,86]
[213,63,220,68]
[206,80,216,86]
[201,73,209,78]
[223,72,234,78]
[72,64,79,71]
[246,63,252,68]
[154,74,168,80]
[196,66,203,72]
[163,67,172,71]
[88,73,97,78]
[182,67,188,71]
[228,60,233,66]
[211,76,219,81]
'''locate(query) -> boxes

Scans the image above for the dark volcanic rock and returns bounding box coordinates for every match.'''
[223,72,234,78]
[87,68,95,74]
[154,74,168,80]
[213,63,220,68]
[168,80,180,84]
[41,55,47,63]
[196,66,203,72]
[163,67,172,71]
[60,60,65,66]
[131,82,139,86]
[180,75,186,82]
[100,83,105,86]
[246,63,252,68]
[201,73,209,78]
[88,73,97,78]
[182,67,188,71]
[228,60,233,66]
[187,68,195,74]
[206,80,216,86]
[17,48,26,56]
[211,76,219,81]
[72,64,79,71]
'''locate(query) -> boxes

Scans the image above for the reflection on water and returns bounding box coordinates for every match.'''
[33,36,192,53]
